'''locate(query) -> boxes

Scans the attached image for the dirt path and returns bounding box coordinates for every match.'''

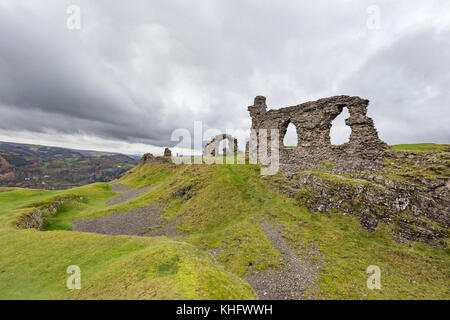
[106,183,154,206]
[109,183,132,193]
[72,183,163,236]
[244,219,319,300]
[72,205,163,236]
[74,184,318,298]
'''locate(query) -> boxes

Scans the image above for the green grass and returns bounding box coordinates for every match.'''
[391,143,450,152]
[115,164,450,299]
[0,181,255,300]
[42,184,114,231]
[0,228,253,299]
[321,162,334,169]
[0,159,449,300]
[384,146,450,184]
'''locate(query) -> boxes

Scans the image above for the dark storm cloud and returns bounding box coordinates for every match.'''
[0,0,449,152]
[0,2,174,146]
[339,27,450,144]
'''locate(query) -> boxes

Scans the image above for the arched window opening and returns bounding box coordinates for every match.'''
[330,107,351,145]
[283,122,298,148]
[219,139,228,154]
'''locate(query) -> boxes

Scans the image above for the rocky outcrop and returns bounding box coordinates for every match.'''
[248,96,387,173]
[15,195,82,230]
[268,149,449,247]
[139,153,172,165]
[15,208,45,230]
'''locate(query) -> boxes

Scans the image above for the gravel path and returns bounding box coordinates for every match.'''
[106,183,154,206]
[74,183,319,299]
[244,219,319,300]
[109,183,132,193]
[72,205,162,236]
[72,183,162,236]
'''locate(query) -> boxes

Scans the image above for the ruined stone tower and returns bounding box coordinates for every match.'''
[248,95,387,173]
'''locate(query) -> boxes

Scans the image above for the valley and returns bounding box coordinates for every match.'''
[0,141,138,190]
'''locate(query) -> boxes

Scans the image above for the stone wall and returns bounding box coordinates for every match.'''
[248,96,387,173]
[204,134,238,156]
[15,195,82,230]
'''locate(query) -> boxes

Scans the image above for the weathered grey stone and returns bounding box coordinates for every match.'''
[15,196,80,230]
[248,95,387,173]
[204,134,238,156]
[139,153,172,165]
[164,148,172,157]
[267,149,450,247]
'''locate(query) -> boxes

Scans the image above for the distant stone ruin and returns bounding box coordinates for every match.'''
[139,153,171,165]
[164,148,172,157]
[247,95,387,173]
[204,134,239,156]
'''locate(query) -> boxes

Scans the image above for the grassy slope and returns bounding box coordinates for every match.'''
[391,143,450,152]
[1,146,449,299]
[49,162,449,299]
[0,184,255,300]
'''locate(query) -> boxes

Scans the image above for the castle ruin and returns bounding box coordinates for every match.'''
[247,95,387,173]
[203,134,239,157]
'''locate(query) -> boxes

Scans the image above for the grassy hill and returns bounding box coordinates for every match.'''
[391,143,450,152]
[0,141,137,190]
[0,145,449,299]
[0,184,254,299]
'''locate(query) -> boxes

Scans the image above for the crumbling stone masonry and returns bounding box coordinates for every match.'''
[15,195,82,230]
[204,134,239,156]
[139,153,172,165]
[164,148,172,157]
[248,95,387,173]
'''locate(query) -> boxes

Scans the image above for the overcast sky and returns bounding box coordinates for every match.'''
[0,0,449,155]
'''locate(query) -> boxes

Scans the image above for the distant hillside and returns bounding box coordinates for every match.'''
[0,141,138,189]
